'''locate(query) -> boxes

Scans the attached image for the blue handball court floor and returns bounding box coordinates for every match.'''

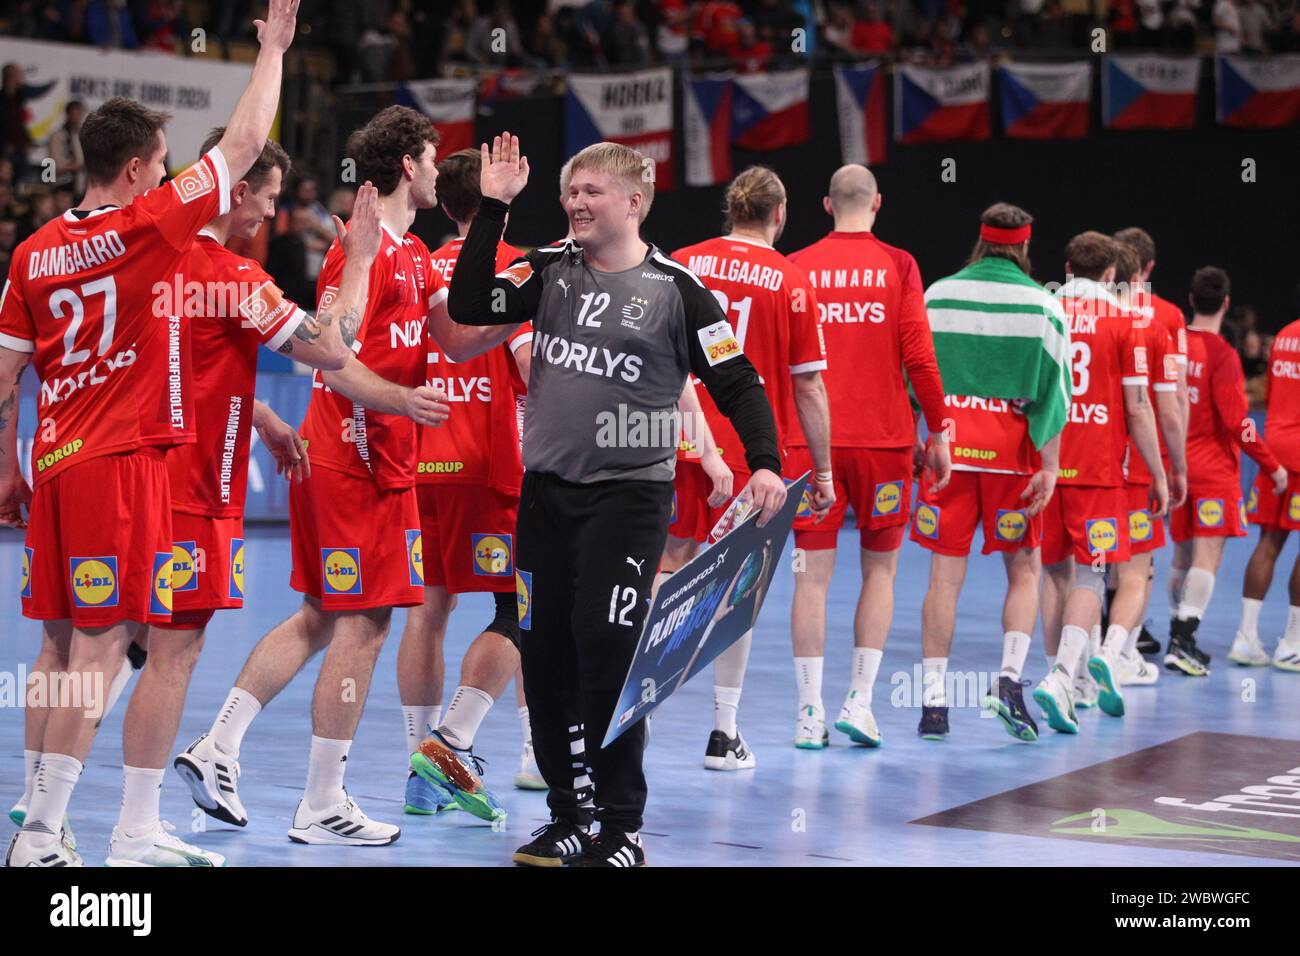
[1,524,1298,867]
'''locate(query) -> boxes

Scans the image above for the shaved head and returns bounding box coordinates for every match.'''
[827,164,878,213]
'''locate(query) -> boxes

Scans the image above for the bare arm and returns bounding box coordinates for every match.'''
[512,337,531,389]
[678,377,733,508]
[0,347,31,526]
[322,356,449,425]
[215,0,299,180]
[1124,383,1168,516]
[1155,387,1187,507]
[791,371,831,474]
[428,295,520,362]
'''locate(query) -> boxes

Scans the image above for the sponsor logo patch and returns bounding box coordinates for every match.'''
[172,541,198,593]
[1129,509,1153,542]
[322,548,363,596]
[406,529,424,586]
[914,503,940,539]
[1246,486,1259,515]
[229,539,245,600]
[70,556,119,608]
[497,261,534,288]
[995,509,1027,542]
[472,533,514,577]
[1196,498,1225,528]
[20,546,32,599]
[171,159,217,204]
[1086,517,1119,553]
[697,319,741,366]
[516,569,533,630]
[151,552,173,616]
[238,281,292,334]
[1288,493,1300,523]
[872,480,903,517]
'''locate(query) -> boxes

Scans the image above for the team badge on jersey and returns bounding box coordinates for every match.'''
[914,503,940,539]
[1288,494,1300,524]
[172,541,199,593]
[872,481,903,517]
[406,529,425,586]
[497,261,534,288]
[1246,486,1259,515]
[171,159,216,204]
[472,533,514,577]
[1085,518,1119,554]
[20,546,33,599]
[238,281,292,336]
[322,548,363,596]
[151,552,174,616]
[697,320,742,366]
[1164,354,1179,382]
[229,539,245,600]
[1129,509,1153,542]
[1133,346,1149,375]
[70,556,119,608]
[995,509,1027,542]
[1196,498,1225,528]
[516,568,533,630]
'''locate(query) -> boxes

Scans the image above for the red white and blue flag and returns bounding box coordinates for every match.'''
[731,69,811,151]
[683,74,734,187]
[894,63,991,144]
[1102,55,1201,130]
[1216,54,1300,128]
[565,68,675,190]
[833,62,887,165]
[999,61,1092,139]
[400,78,477,156]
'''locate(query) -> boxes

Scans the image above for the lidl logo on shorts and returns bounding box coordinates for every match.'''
[151,552,173,616]
[20,546,32,599]
[229,539,245,600]
[171,541,198,593]
[322,548,363,596]
[795,488,813,519]
[872,481,903,517]
[1240,497,1248,529]
[915,503,940,539]
[405,529,424,587]
[1085,518,1119,554]
[472,533,514,577]
[1129,509,1153,542]
[670,491,677,524]
[1247,486,1259,515]
[995,509,1027,542]
[1196,498,1225,528]
[70,556,119,608]
[516,569,533,630]
[1288,494,1300,524]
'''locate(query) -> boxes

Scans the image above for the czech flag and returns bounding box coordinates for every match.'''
[999,61,1092,139]
[1103,55,1201,130]
[684,74,734,187]
[731,69,811,151]
[1217,54,1300,128]
[833,62,887,165]
[894,63,991,144]
[399,79,476,156]
[566,68,675,190]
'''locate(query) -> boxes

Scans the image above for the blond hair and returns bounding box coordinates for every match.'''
[568,142,655,223]
[724,166,785,232]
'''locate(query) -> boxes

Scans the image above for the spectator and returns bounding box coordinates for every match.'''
[1238,0,1274,50]
[655,0,691,67]
[84,0,140,49]
[465,1,528,65]
[51,184,75,214]
[275,176,334,280]
[1213,0,1243,51]
[605,0,652,64]
[730,17,775,70]
[752,0,802,53]
[698,0,744,57]
[853,0,896,53]
[1136,0,1163,47]
[47,99,87,196]
[1166,0,1201,50]
[140,0,185,52]
[1,63,33,183]
[1016,0,1048,44]
[1111,0,1140,46]
[823,1,859,54]
[327,186,356,221]
[266,207,319,318]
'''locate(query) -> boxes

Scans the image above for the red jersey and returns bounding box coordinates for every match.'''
[1185,326,1279,487]
[1264,318,1300,473]
[1125,303,1179,485]
[166,230,309,517]
[421,236,531,495]
[300,225,446,490]
[1056,278,1147,488]
[672,235,826,471]
[787,231,945,448]
[941,395,1039,475]
[0,149,230,486]
[1150,291,1188,366]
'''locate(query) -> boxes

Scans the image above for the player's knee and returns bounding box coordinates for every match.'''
[1073,563,1107,600]
[483,590,521,650]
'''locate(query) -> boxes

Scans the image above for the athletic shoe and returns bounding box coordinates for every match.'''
[5,828,82,867]
[1164,620,1210,677]
[1135,622,1160,655]
[983,676,1038,742]
[287,794,399,846]
[1073,653,1099,709]
[1032,670,1080,734]
[703,729,756,770]
[1087,651,1125,718]
[1274,637,1300,673]
[173,733,248,827]
[411,730,506,822]
[513,740,548,791]
[917,705,949,740]
[1228,631,1270,666]
[1118,650,1160,685]
[105,820,226,867]
[794,705,829,749]
[571,829,645,867]
[834,691,882,747]
[404,769,456,814]
[512,821,591,867]
[7,801,76,851]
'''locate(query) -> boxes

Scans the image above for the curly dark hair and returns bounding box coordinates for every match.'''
[345,106,440,196]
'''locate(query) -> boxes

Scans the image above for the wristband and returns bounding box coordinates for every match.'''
[814,470,833,483]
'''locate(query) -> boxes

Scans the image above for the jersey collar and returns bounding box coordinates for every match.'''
[1057,275,1119,306]
[63,204,119,222]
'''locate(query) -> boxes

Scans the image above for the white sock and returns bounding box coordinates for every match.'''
[1123,626,1141,658]
[652,570,672,599]
[793,656,824,712]
[1000,631,1031,680]
[1045,654,1056,674]
[922,657,948,706]
[438,685,494,750]
[1177,568,1215,620]
[304,736,351,811]
[21,749,40,805]
[401,704,438,758]
[118,765,165,835]
[1102,624,1129,658]
[1238,597,1264,639]
[25,753,82,844]
[714,630,752,687]
[1285,606,1300,644]
[518,706,532,745]
[1056,625,1089,679]
[714,685,742,736]
[1168,566,1188,617]
[849,646,883,705]
[101,657,134,723]
[210,688,262,757]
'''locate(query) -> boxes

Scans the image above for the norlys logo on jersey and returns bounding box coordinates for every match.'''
[426,375,491,403]
[389,317,427,349]
[50,887,151,935]
[533,331,643,381]
[595,404,680,450]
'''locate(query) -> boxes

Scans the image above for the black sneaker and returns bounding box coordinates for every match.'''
[512,821,591,867]
[983,676,1038,741]
[703,729,756,771]
[918,705,949,740]
[1136,621,1160,655]
[1165,618,1210,676]
[572,828,646,867]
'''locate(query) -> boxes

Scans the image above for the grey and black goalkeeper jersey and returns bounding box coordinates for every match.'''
[449,198,780,484]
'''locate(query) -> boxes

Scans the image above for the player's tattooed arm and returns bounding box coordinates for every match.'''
[278,313,325,355]
[336,306,361,350]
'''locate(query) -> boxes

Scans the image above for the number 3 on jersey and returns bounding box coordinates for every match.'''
[1070,341,1091,396]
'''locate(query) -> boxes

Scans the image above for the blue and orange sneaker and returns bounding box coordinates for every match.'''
[403,769,457,815]
[411,730,506,823]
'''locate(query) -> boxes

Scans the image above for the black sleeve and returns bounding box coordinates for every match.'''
[447,197,544,326]
[679,276,782,476]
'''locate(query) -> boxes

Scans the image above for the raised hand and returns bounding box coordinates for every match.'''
[254,0,300,54]
[339,182,382,266]
[480,132,531,205]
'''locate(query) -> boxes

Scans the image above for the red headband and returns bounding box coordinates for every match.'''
[980,223,1031,244]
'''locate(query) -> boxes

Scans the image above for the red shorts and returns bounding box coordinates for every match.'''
[1171,487,1248,542]
[151,512,246,631]
[22,449,174,628]
[416,483,519,594]
[1041,484,1131,566]
[289,466,423,610]
[1246,470,1300,531]
[910,470,1041,557]
[667,460,751,544]
[789,446,911,552]
[1125,483,1166,555]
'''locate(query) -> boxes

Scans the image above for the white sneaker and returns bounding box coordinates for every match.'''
[1072,664,1098,709]
[1031,670,1080,734]
[703,729,757,770]
[794,705,828,749]
[287,795,400,846]
[5,828,82,867]
[1118,650,1160,685]
[1274,637,1300,672]
[173,733,248,827]
[1228,631,1270,666]
[834,691,882,747]
[513,741,548,791]
[106,820,226,867]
